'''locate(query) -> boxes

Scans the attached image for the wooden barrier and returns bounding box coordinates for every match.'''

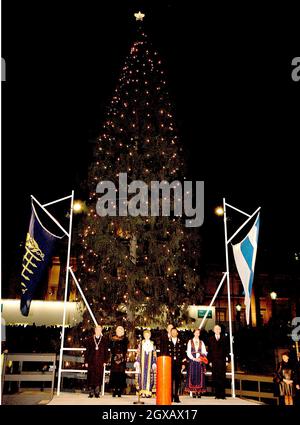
[1,353,56,398]
[61,353,279,404]
[1,351,275,404]
[224,372,278,404]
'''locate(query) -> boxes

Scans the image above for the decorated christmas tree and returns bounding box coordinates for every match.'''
[78,13,203,343]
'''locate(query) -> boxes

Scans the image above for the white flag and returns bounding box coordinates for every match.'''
[232,213,260,324]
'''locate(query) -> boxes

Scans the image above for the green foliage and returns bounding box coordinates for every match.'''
[78,26,202,338]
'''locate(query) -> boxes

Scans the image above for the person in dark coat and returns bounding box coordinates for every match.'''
[273,351,295,405]
[158,324,174,356]
[84,325,109,398]
[109,325,129,397]
[207,324,229,399]
[167,328,187,403]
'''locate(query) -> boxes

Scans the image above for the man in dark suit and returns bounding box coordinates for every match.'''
[159,324,174,356]
[207,324,229,399]
[167,328,187,403]
[84,325,109,398]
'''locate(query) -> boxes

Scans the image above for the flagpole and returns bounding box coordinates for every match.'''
[223,197,236,398]
[199,272,227,330]
[227,206,261,245]
[69,268,98,327]
[31,195,69,238]
[57,190,74,396]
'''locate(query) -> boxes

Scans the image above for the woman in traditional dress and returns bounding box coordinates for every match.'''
[109,325,128,397]
[134,329,157,398]
[186,329,208,398]
[84,325,109,398]
[274,351,295,405]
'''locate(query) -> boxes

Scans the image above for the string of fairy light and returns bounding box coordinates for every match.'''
[78,13,200,322]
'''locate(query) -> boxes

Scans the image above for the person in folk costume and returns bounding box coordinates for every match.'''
[109,325,129,397]
[274,351,295,405]
[84,325,109,398]
[186,328,208,398]
[167,328,187,403]
[134,329,157,398]
[207,324,229,400]
[158,324,174,356]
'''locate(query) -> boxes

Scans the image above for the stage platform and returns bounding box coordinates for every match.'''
[48,393,263,405]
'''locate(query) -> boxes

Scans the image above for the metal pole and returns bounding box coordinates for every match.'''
[31,195,69,238]
[102,364,106,396]
[57,190,74,396]
[199,272,227,330]
[226,206,261,245]
[223,197,236,398]
[42,195,73,208]
[224,203,251,218]
[69,268,98,327]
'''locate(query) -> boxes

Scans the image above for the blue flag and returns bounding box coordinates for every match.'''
[232,213,260,324]
[20,203,62,316]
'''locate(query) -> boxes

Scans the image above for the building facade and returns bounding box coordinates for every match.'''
[202,265,300,328]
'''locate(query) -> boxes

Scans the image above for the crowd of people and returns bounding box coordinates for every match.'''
[2,322,300,404]
[83,324,231,402]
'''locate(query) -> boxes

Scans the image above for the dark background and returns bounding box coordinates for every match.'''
[2,0,300,295]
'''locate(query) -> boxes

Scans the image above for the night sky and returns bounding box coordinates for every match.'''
[2,1,300,294]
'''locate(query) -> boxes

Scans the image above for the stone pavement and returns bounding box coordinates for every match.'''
[2,390,53,405]
[2,391,263,406]
[50,393,262,405]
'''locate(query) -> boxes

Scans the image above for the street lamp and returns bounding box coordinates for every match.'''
[236,303,242,324]
[214,206,224,216]
[270,291,277,300]
[236,303,242,312]
[73,200,85,214]
[270,292,277,322]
